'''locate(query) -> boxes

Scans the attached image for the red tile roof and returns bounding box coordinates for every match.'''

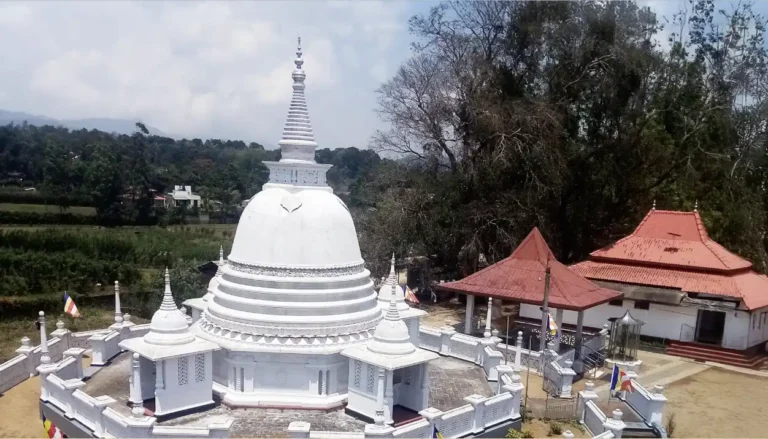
[571,260,768,310]
[590,209,751,272]
[436,228,621,311]
[573,208,768,310]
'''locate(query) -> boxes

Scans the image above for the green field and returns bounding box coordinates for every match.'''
[0,203,97,216]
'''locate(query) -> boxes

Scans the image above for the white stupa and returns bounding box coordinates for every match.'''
[376,254,426,345]
[191,38,383,409]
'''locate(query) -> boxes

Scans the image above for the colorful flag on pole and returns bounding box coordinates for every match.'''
[404,285,420,304]
[64,292,80,318]
[432,425,444,439]
[609,364,634,393]
[546,312,559,338]
[42,413,67,438]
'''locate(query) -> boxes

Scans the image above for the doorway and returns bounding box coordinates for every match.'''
[695,309,726,345]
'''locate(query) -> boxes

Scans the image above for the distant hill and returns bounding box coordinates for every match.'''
[0,109,167,136]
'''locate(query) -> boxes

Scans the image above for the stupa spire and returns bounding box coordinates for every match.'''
[219,245,225,265]
[159,267,177,311]
[278,36,318,163]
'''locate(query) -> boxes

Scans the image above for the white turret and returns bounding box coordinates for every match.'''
[368,278,416,356]
[377,253,408,312]
[144,268,195,346]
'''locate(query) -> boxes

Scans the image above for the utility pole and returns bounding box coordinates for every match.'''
[540,263,551,352]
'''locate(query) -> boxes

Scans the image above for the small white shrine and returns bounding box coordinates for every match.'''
[120,269,219,417]
[376,254,426,346]
[342,279,438,424]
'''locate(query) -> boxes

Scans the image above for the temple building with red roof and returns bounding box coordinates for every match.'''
[436,227,621,371]
[564,206,768,366]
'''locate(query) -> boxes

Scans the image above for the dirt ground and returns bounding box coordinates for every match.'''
[663,367,768,438]
[520,418,589,438]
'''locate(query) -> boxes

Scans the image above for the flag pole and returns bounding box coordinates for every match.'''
[540,262,551,353]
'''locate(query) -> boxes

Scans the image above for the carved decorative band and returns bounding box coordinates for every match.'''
[227,260,366,278]
[201,312,381,339]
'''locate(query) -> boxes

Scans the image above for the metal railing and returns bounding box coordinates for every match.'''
[580,343,606,378]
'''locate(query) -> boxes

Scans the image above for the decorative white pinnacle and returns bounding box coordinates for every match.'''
[160,267,176,311]
[219,245,224,265]
[368,252,415,356]
[278,36,318,163]
[652,199,656,210]
[114,280,123,324]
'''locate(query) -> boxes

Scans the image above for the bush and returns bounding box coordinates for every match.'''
[548,422,563,436]
[665,413,677,438]
[506,429,521,438]
[0,211,99,225]
[521,430,534,438]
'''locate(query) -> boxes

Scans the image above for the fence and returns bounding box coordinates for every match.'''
[41,372,233,438]
[418,325,504,381]
[622,380,667,426]
[583,401,607,436]
[289,380,525,439]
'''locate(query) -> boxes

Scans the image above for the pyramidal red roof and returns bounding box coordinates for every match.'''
[590,209,752,272]
[437,228,621,311]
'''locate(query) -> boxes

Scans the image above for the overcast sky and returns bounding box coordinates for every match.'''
[0,0,757,150]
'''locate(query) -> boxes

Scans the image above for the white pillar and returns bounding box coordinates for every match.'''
[419,364,430,410]
[130,353,145,417]
[603,409,626,438]
[16,337,35,377]
[375,368,386,426]
[288,422,311,439]
[553,308,564,352]
[114,280,123,324]
[39,311,50,366]
[51,320,71,350]
[646,385,668,426]
[484,297,493,338]
[464,394,486,434]
[384,369,394,425]
[155,360,164,390]
[577,381,599,422]
[514,331,523,370]
[464,294,475,334]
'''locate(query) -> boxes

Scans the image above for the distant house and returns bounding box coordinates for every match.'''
[167,185,202,209]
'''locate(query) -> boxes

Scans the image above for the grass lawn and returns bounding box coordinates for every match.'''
[0,203,97,216]
[0,306,147,362]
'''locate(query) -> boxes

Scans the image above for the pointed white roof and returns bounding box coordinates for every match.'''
[122,268,219,360]
[342,263,438,369]
[277,37,318,164]
[377,254,409,312]
[203,245,225,302]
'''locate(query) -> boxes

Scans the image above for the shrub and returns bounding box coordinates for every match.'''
[506,428,522,438]
[665,413,677,438]
[548,422,563,436]
[521,430,534,438]
[0,211,99,225]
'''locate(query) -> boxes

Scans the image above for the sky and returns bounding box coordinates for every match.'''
[0,0,762,150]
[0,1,435,149]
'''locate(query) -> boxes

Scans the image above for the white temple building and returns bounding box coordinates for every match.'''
[190,38,383,410]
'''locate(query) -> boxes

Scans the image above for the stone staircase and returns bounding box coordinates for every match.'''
[666,341,768,369]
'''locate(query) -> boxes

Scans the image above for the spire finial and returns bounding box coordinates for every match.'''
[160,267,177,311]
[385,277,401,321]
[694,200,698,212]
[652,199,656,210]
[219,245,224,265]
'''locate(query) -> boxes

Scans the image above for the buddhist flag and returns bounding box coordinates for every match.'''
[546,312,559,338]
[42,413,67,438]
[433,425,444,439]
[609,364,634,393]
[64,292,80,318]
[404,285,419,304]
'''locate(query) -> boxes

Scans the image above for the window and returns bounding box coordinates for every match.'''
[353,361,362,389]
[195,354,205,383]
[608,299,623,307]
[178,356,188,386]
[634,300,650,310]
[366,364,375,394]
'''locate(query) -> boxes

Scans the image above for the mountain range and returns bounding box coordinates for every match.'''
[0,109,167,137]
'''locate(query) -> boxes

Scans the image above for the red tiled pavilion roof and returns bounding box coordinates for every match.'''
[572,208,768,310]
[590,209,751,272]
[436,228,621,311]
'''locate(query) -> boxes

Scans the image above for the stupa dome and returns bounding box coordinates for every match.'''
[145,268,195,346]
[228,186,362,268]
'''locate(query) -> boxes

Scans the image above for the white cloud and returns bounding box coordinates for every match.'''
[0,0,425,147]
